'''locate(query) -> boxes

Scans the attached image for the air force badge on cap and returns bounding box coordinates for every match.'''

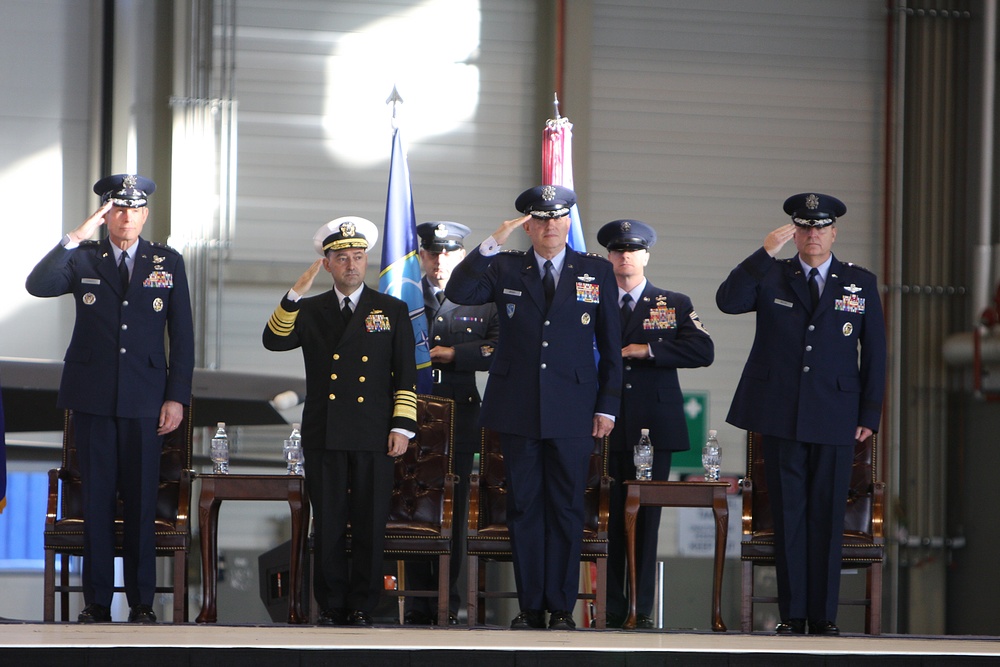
[416,221,471,253]
[783,192,847,228]
[93,173,156,208]
[313,216,379,255]
[597,219,657,251]
[515,184,576,218]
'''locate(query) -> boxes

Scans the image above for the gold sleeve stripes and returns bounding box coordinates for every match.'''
[267,305,298,336]
[393,389,418,422]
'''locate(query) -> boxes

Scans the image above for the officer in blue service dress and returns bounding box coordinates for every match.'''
[716,193,886,636]
[26,174,195,624]
[445,185,622,631]
[263,217,418,627]
[597,219,714,629]
[403,221,499,625]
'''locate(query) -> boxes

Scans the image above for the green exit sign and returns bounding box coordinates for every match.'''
[672,391,709,472]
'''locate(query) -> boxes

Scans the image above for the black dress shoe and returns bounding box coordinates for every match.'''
[548,610,576,630]
[775,618,806,635]
[78,604,112,624]
[128,604,157,624]
[808,620,840,636]
[635,613,655,629]
[317,608,349,626]
[510,609,546,629]
[347,610,373,627]
[403,610,434,625]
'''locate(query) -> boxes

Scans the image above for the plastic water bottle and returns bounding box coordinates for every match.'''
[210,422,229,474]
[702,429,721,481]
[283,422,304,476]
[634,428,653,481]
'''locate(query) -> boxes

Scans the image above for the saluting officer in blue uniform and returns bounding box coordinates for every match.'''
[26,174,195,624]
[263,217,418,627]
[446,185,622,631]
[403,221,499,625]
[597,219,714,629]
[716,193,886,636]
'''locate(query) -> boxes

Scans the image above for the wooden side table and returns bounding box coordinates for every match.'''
[623,480,729,631]
[195,474,310,624]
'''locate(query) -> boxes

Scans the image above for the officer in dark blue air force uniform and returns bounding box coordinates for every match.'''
[596,219,714,629]
[402,221,499,625]
[446,185,622,631]
[716,193,886,637]
[26,174,195,625]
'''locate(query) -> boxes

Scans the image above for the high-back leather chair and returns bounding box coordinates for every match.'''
[43,405,194,623]
[465,428,611,628]
[740,431,885,634]
[308,395,456,623]
[383,395,456,626]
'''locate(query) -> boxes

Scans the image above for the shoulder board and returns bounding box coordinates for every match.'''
[150,242,181,255]
[80,240,100,247]
[500,249,526,256]
[582,252,610,262]
[845,262,874,275]
[780,257,796,264]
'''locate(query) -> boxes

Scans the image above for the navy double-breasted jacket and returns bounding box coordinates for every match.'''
[263,285,418,452]
[716,248,886,446]
[616,282,714,453]
[26,237,194,418]
[445,246,622,439]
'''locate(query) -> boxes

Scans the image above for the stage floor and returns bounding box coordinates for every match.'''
[1,621,998,659]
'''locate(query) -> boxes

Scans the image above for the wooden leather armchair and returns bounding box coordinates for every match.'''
[310,395,456,624]
[465,428,611,628]
[383,395,457,626]
[43,404,194,623]
[740,431,885,634]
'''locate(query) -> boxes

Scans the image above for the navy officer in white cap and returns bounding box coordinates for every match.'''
[446,185,622,630]
[596,219,714,629]
[402,222,499,625]
[716,193,886,636]
[26,173,194,624]
[263,216,418,627]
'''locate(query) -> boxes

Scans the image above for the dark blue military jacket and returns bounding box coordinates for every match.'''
[263,285,418,452]
[25,237,194,418]
[445,246,622,439]
[422,277,499,453]
[616,282,714,453]
[716,248,886,446]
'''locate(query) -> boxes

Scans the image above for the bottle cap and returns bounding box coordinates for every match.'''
[708,429,717,437]
[217,422,226,429]
[640,428,650,435]
[292,422,301,430]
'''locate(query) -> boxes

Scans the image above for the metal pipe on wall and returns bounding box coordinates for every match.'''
[973,0,996,324]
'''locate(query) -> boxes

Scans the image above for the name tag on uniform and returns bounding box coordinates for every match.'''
[774,298,793,308]
[503,288,522,297]
[82,278,101,285]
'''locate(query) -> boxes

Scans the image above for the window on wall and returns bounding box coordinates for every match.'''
[0,471,47,570]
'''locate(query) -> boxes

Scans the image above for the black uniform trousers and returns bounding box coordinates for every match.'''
[74,412,161,608]
[305,448,394,614]
[762,435,854,622]
[606,444,672,619]
[501,433,593,613]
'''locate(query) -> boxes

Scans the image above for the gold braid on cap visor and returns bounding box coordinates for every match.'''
[528,208,571,219]
[323,238,370,252]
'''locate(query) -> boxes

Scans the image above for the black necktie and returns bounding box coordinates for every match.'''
[808,267,820,311]
[620,293,633,329]
[118,251,130,291]
[542,260,555,308]
[342,296,353,322]
[435,291,446,306]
